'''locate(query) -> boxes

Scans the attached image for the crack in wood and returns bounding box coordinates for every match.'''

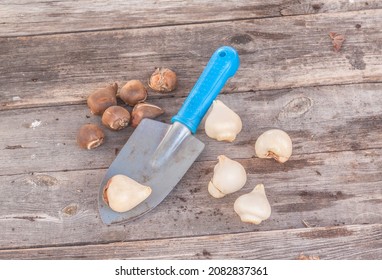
[247,30,292,40]
[298,227,354,239]
[0,216,45,222]
[4,145,25,150]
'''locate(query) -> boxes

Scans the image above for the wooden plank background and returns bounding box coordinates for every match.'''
[2,9,382,110]
[1,0,381,37]
[1,224,381,259]
[0,0,381,259]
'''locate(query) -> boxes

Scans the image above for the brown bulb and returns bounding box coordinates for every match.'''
[87,83,118,115]
[102,106,130,130]
[131,103,164,127]
[119,80,147,106]
[77,124,105,149]
[148,68,177,92]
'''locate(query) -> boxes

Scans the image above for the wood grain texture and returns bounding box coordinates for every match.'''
[0,0,380,37]
[0,148,381,249]
[1,224,381,259]
[1,1,382,260]
[1,10,382,110]
[1,83,382,175]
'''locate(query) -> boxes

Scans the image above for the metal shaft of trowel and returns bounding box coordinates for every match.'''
[151,46,240,168]
[151,122,191,168]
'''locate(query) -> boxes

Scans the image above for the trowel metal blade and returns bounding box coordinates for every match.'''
[98,118,204,225]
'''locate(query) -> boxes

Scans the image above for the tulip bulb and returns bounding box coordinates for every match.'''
[234,184,271,224]
[208,155,247,198]
[103,174,152,213]
[87,83,118,115]
[204,100,242,142]
[255,129,292,163]
[148,68,177,92]
[76,124,105,149]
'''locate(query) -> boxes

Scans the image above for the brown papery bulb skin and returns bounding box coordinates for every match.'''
[76,124,105,149]
[131,102,164,128]
[87,83,118,115]
[119,80,147,106]
[102,106,130,130]
[148,68,177,92]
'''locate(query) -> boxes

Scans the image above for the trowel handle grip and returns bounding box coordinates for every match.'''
[171,46,240,134]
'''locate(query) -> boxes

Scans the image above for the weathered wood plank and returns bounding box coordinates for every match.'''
[2,2,382,259]
[0,0,380,37]
[1,83,382,175]
[0,224,381,259]
[0,149,381,249]
[1,10,382,110]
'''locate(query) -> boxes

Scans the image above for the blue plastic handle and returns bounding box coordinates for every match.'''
[171,46,240,134]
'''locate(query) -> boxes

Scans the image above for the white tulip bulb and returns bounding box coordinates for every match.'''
[204,100,242,142]
[255,129,292,163]
[208,155,247,198]
[234,184,271,224]
[103,174,152,213]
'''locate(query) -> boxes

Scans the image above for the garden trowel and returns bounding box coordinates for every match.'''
[98,46,240,224]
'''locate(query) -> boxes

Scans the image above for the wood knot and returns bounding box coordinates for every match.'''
[62,204,78,216]
[25,174,58,187]
[278,96,312,120]
[230,34,253,45]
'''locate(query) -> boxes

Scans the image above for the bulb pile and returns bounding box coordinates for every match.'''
[204,99,293,224]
